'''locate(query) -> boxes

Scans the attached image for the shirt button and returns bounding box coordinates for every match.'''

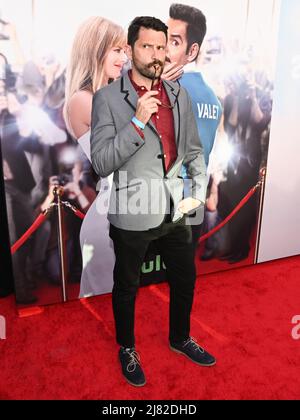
[157,116,159,120]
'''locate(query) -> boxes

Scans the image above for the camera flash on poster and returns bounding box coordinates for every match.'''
[216,137,234,166]
[60,147,77,166]
[18,107,44,133]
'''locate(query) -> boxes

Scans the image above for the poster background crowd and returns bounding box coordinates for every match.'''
[1,0,295,309]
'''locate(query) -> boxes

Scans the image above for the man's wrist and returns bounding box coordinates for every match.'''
[132,116,145,130]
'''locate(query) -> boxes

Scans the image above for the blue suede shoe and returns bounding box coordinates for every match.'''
[170,337,216,367]
[119,347,146,387]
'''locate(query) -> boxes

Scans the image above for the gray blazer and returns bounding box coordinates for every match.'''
[91,72,207,231]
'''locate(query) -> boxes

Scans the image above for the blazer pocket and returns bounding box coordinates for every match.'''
[116,181,143,192]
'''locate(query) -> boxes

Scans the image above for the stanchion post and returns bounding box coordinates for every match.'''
[53,186,69,303]
[254,168,267,264]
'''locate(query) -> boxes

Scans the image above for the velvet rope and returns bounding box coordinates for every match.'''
[11,213,48,255]
[9,181,261,256]
[199,186,258,243]
[71,184,260,244]
[73,209,85,220]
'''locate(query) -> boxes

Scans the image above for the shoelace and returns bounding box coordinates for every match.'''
[124,349,141,373]
[183,337,205,354]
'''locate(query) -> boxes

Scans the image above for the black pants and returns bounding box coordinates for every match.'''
[109,216,196,348]
[191,223,203,252]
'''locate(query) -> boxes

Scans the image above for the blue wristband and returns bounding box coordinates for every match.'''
[132,116,145,130]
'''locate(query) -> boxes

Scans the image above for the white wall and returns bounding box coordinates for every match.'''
[257,0,300,262]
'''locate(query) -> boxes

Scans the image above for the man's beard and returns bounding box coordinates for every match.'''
[132,54,164,80]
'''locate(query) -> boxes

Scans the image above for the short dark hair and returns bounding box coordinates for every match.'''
[127,16,168,48]
[169,3,207,60]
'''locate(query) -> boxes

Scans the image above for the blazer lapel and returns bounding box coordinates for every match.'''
[121,73,160,138]
[121,73,138,113]
[163,80,180,148]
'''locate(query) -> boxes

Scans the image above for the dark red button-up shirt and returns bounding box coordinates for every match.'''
[129,71,177,172]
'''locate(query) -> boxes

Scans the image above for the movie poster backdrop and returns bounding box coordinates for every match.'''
[0,0,280,307]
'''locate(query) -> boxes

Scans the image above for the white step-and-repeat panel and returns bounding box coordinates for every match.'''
[257,0,300,262]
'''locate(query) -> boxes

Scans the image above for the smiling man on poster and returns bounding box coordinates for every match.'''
[91,16,216,387]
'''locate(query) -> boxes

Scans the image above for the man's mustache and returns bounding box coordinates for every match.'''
[147,60,164,69]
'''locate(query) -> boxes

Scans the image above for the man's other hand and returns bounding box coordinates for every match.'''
[162,62,184,82]
[177,197,203,215]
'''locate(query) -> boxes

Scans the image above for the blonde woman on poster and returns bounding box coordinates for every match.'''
[64,17,127,298]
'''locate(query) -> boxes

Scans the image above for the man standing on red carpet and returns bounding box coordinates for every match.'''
[91,16,216,387]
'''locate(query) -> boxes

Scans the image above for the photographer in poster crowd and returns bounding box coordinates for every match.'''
[217,62,273,263]
[0,52,42,304]
[0,21,80,302]
[39,160,97,286]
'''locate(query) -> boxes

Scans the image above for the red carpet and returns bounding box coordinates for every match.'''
[1,255,300,400]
